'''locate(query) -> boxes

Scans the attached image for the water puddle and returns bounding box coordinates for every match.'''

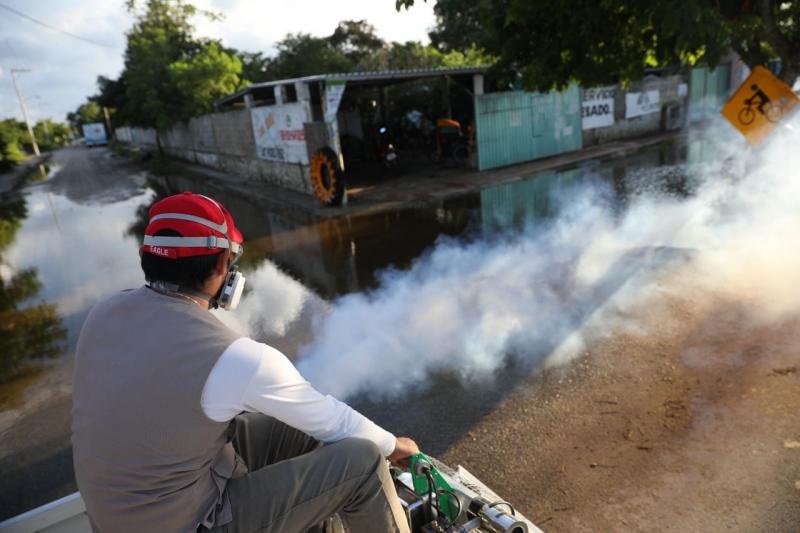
[0,136,716,518]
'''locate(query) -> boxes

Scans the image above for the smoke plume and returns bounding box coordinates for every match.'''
[288,117,800,400]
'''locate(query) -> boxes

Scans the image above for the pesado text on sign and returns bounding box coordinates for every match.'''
[582,86,615,130]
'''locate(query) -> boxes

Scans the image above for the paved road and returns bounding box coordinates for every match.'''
[0,146,148,520]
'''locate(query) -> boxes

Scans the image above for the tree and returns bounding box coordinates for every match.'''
[397,0,800,87]
[93,75,129,127]
[33,120,72,151]
[358,41,443,71]
[67,101,104,131]
[266,33,353,80]
[235,51,273,84]
[121,0,242,130]
[425,0,485,53]
[0,120,28,171]
[169,42,243,117]
[329,20,385,66]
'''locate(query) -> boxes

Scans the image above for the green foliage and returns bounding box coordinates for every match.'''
[329,20,385,65]
[267,33,354,80]
[397,0,800,88]
[0,272,66,381]
[232,18,490,85]
[0,120,28,172]
[122,0,201,129]
[426,0,484,53]
[0,194,25,249]
[359,41,443,71]
[76,7,493,130]
[66,101,104,131]
[236,51,272,84]
[2,140,27,170]
[0,194,66,381]
[169,42,244,117]
[117,0,243,130]
[33,120,72,151]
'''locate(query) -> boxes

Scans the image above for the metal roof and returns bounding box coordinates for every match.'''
[217,65,490,107]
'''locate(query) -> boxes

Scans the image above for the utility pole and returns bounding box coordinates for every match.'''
[10,68,40,157]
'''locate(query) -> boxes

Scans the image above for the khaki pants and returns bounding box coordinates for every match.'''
[209,413,410,533]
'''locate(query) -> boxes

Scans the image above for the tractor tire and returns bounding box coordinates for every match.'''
[310,147,345,206]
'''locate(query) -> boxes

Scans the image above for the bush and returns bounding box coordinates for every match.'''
[0,141,26,171]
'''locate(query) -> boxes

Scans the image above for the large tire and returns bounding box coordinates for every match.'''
[452,143,469,165]
[310,147,345,206]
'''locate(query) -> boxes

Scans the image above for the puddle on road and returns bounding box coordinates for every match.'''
[0,138,708,394]
[0,136,718,518]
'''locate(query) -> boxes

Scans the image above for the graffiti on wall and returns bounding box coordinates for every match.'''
[252,103,310,164]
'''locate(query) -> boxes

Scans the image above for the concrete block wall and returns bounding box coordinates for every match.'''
[189,115,216,152]
[162,121,191,150]
[211,110,255,157]
[118,109,313,195]
[115,126,159,147]
[583,75,687,146]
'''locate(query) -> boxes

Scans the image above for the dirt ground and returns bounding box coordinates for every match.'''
[439,270,800,532]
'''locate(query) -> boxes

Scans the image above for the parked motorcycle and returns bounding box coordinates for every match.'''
[426,118,469,166]
[375,126,398,168]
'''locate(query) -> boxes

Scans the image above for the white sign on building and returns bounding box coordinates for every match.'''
[324,80,346,123]
[582,86,616,130]
[252,103,310,164]
[625,90,661,118]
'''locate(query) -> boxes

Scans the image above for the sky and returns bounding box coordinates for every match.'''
[0,0,436,123]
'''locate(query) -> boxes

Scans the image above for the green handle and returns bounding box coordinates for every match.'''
[408,452,457,520]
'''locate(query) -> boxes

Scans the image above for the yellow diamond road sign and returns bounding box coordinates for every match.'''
[721,65,799,146]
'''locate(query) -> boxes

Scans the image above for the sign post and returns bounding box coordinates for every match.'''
[721,65,799,146]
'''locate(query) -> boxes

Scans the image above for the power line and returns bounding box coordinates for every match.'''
[0,2,115,49]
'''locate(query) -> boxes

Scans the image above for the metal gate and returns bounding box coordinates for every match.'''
[474,86,582,171]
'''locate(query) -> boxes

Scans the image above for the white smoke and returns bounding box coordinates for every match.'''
[215,261,318,338]
[294,116,800,400]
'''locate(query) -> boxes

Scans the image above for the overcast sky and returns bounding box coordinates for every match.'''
[0,0,436,123]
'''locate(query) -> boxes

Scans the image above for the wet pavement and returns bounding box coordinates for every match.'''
[0,136,716,519]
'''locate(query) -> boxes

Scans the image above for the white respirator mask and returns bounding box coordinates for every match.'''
[217,265,246,310]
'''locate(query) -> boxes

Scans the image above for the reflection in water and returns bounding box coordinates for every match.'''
[0,192,66,382]
[0,137,714,520]
[141,140,700,369]
[146,174,476,302]
[0,142,701,394]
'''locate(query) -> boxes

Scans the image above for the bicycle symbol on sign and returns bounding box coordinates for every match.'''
[738,83,786,125]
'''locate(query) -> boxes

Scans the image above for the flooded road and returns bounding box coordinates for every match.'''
[1,135,781,528]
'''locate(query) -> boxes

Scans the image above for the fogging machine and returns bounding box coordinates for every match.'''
[393,452,530,533]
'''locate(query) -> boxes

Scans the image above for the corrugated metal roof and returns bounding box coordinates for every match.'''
[217,66,490,106]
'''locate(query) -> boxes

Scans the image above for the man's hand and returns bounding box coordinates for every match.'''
[387,437,419,468]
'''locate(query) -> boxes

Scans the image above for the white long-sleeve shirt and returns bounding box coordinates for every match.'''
[200,337,397,456]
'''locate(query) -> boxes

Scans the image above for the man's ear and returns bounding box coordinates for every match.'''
[214,250,229,276]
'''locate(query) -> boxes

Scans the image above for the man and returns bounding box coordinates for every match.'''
[72,192,417,532]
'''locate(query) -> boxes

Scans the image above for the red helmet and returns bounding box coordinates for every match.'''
[141,192,243,261]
